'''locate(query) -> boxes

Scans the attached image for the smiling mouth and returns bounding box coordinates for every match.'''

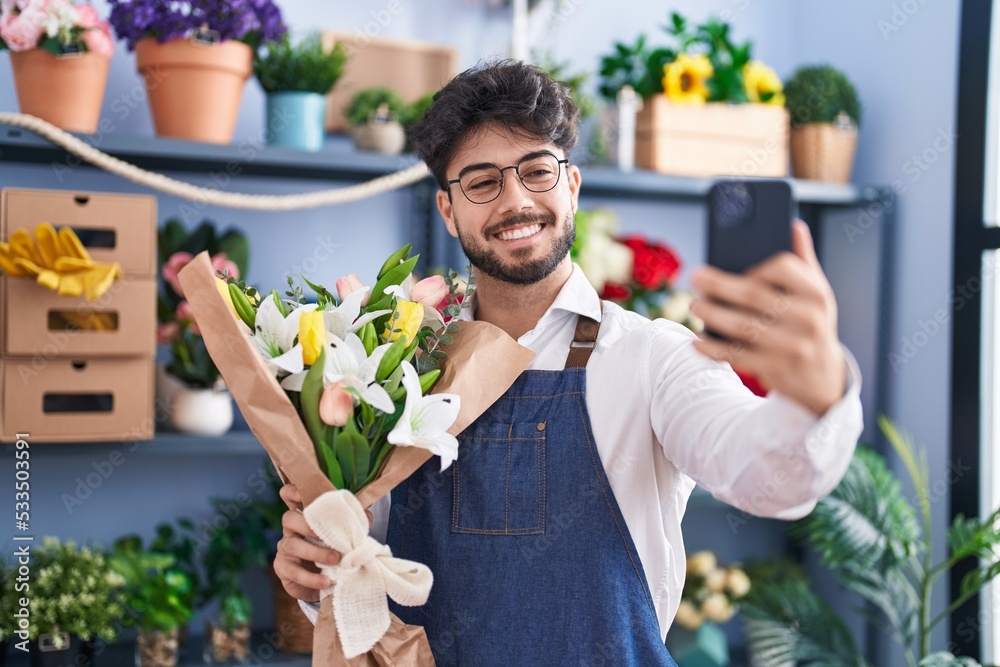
[495,223,543,241]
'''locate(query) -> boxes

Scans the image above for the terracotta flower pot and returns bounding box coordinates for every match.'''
[10,49,110,133]
[135,37,253,144]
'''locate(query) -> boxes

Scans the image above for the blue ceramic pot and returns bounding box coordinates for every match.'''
[265,92,326,151]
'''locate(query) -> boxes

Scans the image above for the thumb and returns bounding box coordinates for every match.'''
[791,219,820,268]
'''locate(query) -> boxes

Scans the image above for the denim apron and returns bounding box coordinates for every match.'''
[386,313,678,666]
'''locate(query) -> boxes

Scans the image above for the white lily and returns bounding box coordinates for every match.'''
[252,299,317,378]
[323,285,391,340]
[387,362,461,471]
[280,332,395,414]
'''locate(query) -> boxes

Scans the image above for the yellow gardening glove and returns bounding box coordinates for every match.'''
[1,224,122,302]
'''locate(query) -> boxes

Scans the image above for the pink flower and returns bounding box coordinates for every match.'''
[0,4,45,51]
[162,251,194,297]
[410,275,448,309]
[211,253,240,282]
[156,321,180,344]
[336,274,369,306]
[75,5,114,58]
[175,300,200,336]
[319,382,354,427]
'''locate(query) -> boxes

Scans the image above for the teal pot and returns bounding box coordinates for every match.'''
[265,92,326,151]
[666,622,729,667]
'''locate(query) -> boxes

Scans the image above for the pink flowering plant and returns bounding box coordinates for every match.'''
[219,245,473,492]
[158,219,248,388]
[0,0,114,57]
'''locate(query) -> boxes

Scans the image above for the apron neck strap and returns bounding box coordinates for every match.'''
[564,302,603,369]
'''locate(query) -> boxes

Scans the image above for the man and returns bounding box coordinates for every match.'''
[275,60,862,665]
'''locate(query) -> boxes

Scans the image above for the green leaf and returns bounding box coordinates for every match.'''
[370,256,419,308]
[318,440,345,489]
[336,419,371,492]
[300,347,328,446]
[377,244,412,279]
[217,228,250,278]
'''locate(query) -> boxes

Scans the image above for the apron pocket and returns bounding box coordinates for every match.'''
[452,420,547,535]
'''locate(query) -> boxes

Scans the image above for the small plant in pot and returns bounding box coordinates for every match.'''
[157,219,250,435]
[345,87,409,155]
[199,496,272,665]
[254,32,349,152]
[1,556,12,665]
[110,536,194,667]
[26,537,124,667]
[784,64,862,183]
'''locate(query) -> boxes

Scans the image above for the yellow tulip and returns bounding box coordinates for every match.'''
[384,299,424,345]
[743,61,785,106]
[298,310,327,366]
[663,53,713,105]
[216,278,240,321]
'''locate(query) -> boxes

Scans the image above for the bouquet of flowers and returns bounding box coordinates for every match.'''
[674,550,751,630]
[0,0,114,57]
[106,0,286,52]
[177,245,533,666]
[218,244,468,491]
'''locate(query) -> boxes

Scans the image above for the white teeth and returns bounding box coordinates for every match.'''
[498,224,542,241]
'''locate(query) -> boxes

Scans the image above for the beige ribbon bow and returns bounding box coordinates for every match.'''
[303,489,433,659]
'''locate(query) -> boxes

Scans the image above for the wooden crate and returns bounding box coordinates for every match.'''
[635,97,789,178]
[321,32,457,132]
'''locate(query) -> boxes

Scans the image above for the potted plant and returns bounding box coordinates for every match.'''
[742,417,1000,667]
[344,86,408,155]
[27,537,124,667]
[254,32,348,151]
[598,12,788,178]
[110,536,195,667]
[667,550,751,667]
[157,219,249,435]
[0,0,114,133]
[107,0,287,144]
[149,520,201,654]
[784,64,862,183]
[199,497,271,665]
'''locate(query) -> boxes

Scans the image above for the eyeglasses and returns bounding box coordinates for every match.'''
[446,151,570,204]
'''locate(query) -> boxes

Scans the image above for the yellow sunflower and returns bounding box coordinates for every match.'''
[662,53,713,105]
[743,61,785,106]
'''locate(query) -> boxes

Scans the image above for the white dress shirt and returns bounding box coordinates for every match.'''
[303,262,864,640]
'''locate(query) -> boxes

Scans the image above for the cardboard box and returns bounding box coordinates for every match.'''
[1,188,157,277]
[321,32,457,132]
[635,98,789,178]
[0,356,154,443]
[3,276,156,358]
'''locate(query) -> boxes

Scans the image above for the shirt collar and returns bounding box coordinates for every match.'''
[457,263,602,325]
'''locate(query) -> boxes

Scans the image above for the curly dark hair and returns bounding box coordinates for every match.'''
[408,59,580,191]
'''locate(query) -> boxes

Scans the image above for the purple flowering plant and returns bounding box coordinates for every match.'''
[107,0,287,52]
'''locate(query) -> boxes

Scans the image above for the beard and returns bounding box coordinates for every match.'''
[454,210,576,286]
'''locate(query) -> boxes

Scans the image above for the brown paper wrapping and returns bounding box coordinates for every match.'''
[178,252,534,666]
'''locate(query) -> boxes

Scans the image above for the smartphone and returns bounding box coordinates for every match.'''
[707,178,794,274]
[705,178,795,340]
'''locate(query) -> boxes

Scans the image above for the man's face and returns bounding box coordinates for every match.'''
[437,125,582,286]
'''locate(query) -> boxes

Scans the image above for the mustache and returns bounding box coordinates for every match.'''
[484,212,556,238]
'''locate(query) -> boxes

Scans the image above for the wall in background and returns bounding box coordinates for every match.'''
[0,0,967,656]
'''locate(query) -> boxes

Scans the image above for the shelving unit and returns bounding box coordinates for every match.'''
[0,122,893,664]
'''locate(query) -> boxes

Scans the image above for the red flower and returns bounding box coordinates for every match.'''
[620,237,681,290]
[735,368,768,397]
[436,292,465,323]
[600,282,631,301]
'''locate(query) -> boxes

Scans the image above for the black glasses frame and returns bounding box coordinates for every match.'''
[446,152,570,204]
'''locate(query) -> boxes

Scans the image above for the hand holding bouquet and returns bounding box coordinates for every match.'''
[178,245,532,666]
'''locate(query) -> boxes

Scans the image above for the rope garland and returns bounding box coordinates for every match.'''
[0,113,432,211]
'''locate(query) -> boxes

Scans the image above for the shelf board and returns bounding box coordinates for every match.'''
[1,430,267,457]
[0,123,886,205]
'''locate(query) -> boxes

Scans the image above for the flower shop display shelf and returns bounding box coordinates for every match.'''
[0,428,263,456]
[0,123,880,206]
